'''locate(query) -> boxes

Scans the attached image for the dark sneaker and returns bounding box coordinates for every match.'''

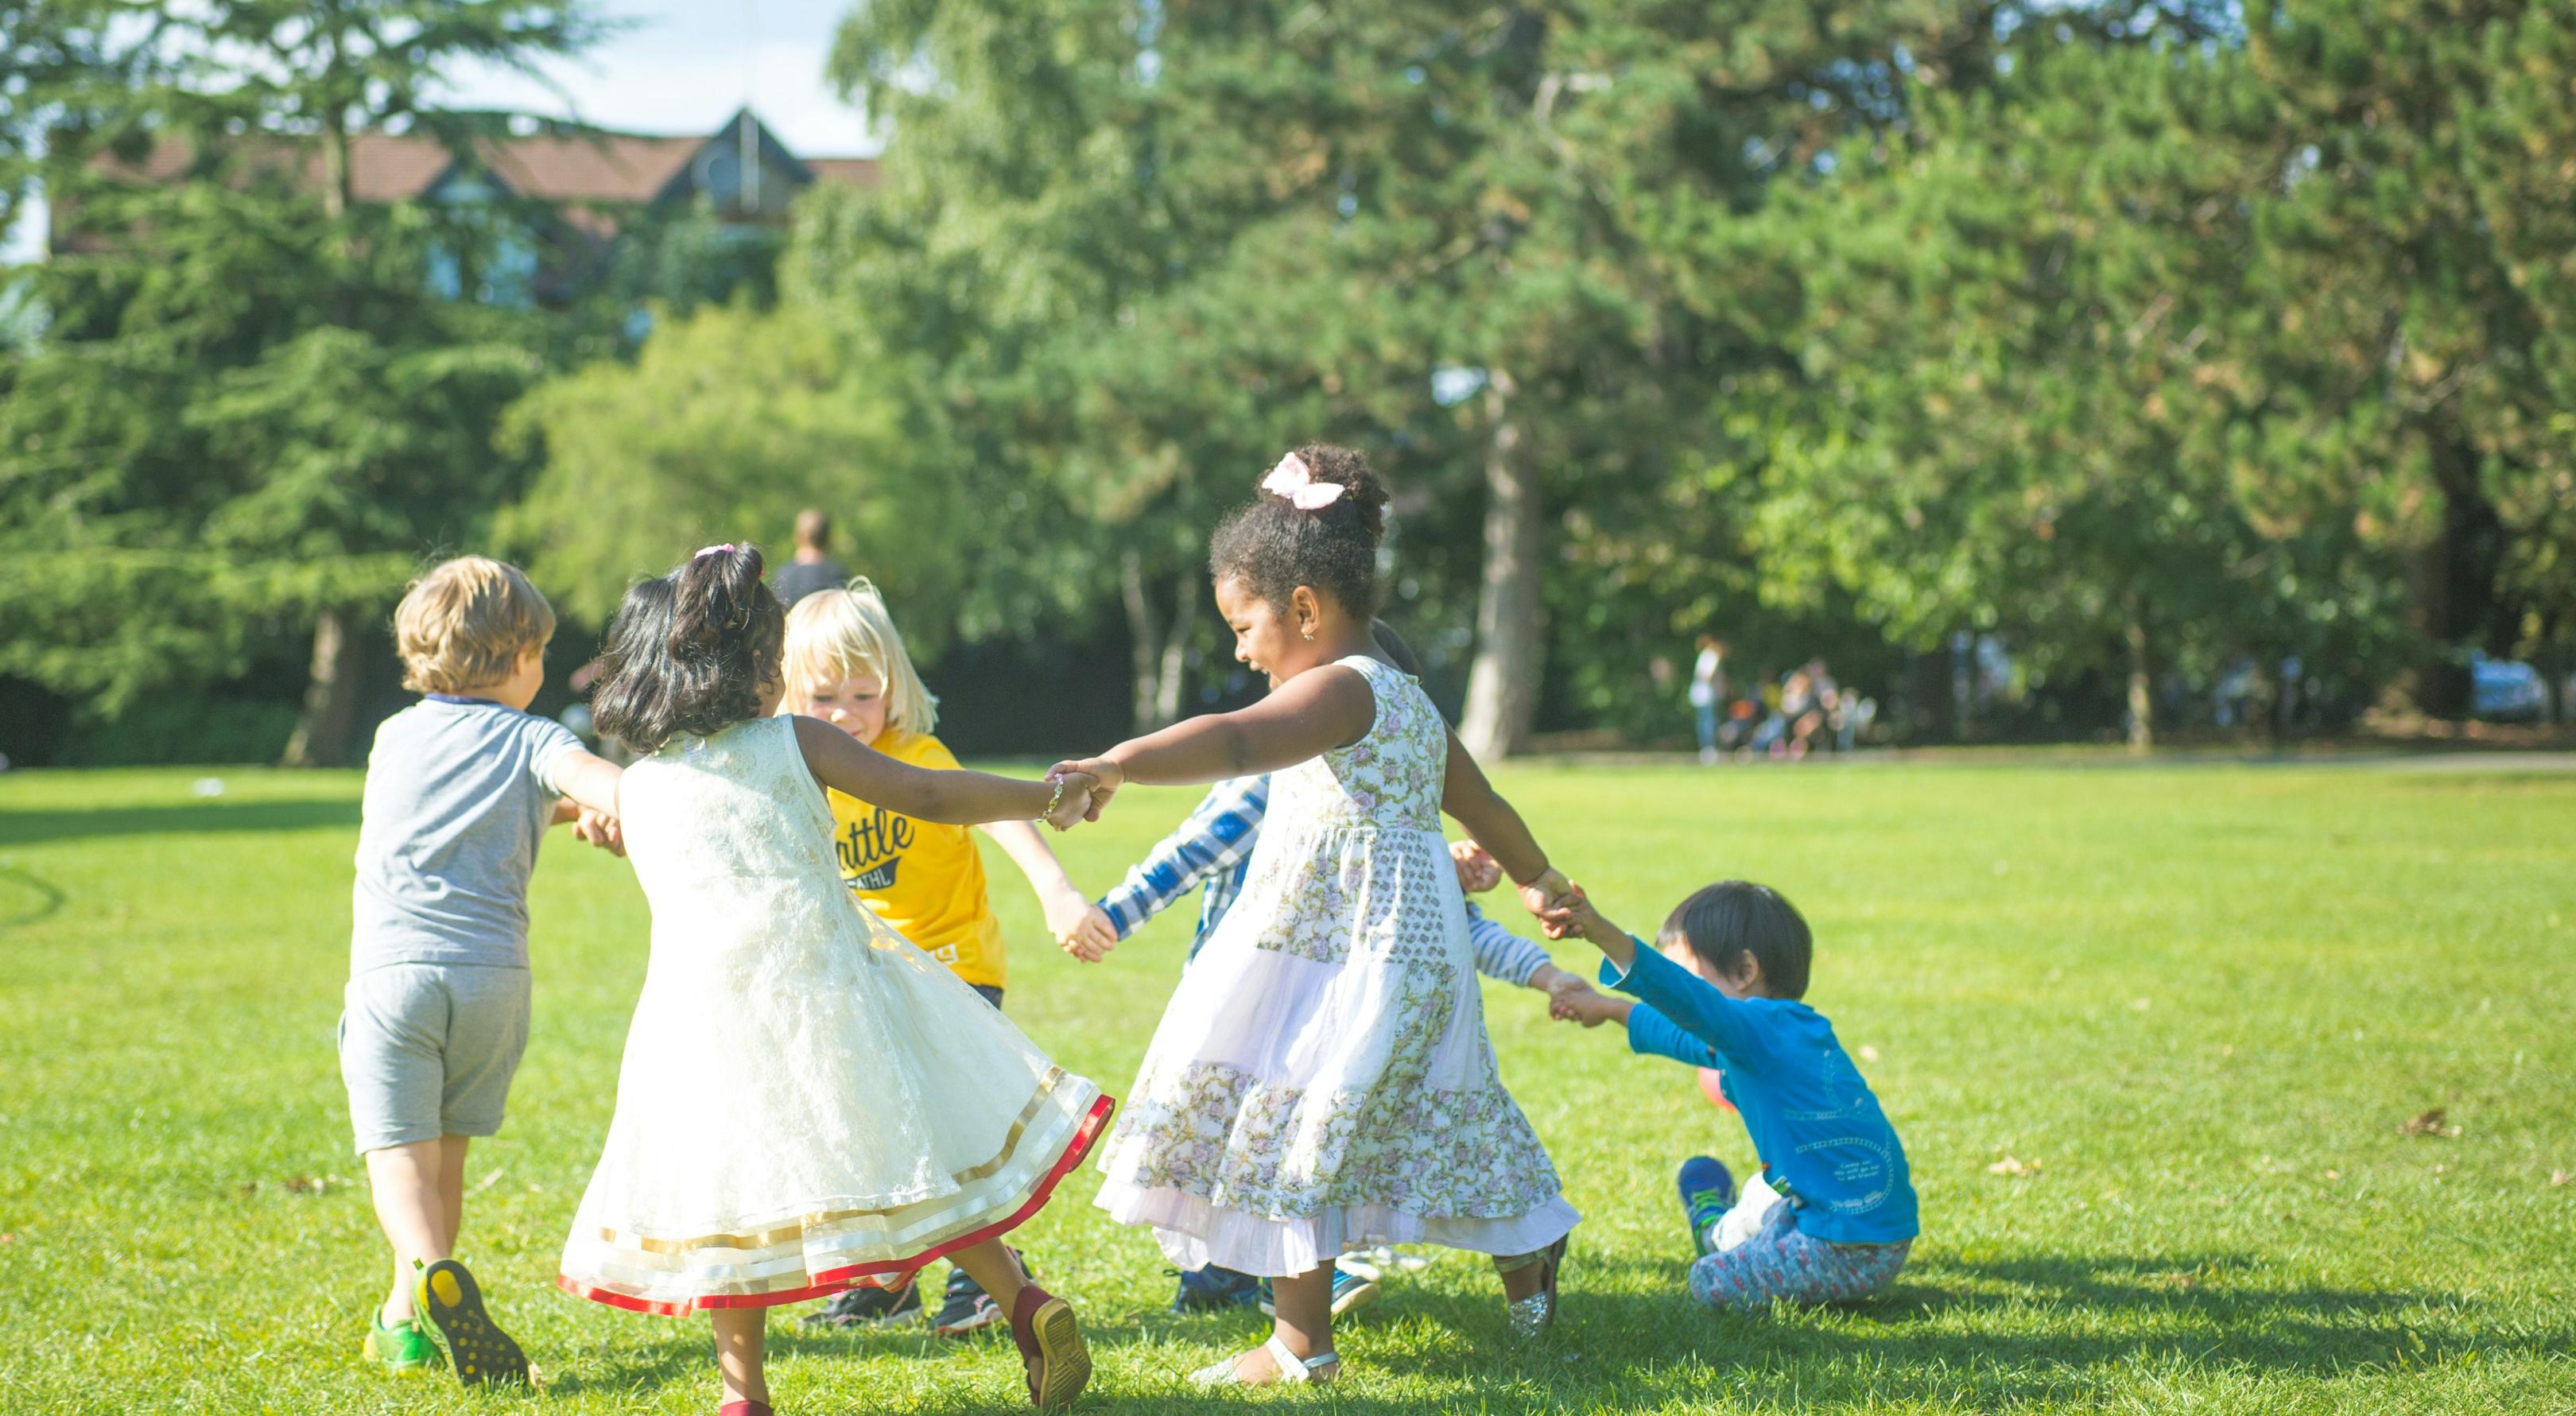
[1257,1263,1380,1320]
[801,1278,923,1329]
[1678,1155,1737,1257]
[1172,1264,1265,1313]
[412,1259,528,1387]
[933,1256,1018,1337]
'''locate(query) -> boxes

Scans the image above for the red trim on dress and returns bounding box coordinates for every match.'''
[557,1093,1115,1317]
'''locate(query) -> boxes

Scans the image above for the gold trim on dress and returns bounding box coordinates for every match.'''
[596,1068,1073,1255]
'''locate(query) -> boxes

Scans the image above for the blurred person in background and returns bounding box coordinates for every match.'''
[1690,636,1729,765]
[768,509,850,608]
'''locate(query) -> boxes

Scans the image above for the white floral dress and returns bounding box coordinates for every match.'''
[1093,655,1578,1276]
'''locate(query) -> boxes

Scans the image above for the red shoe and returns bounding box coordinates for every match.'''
[1007,1285,1090,1410]
[719,1403,772,1416]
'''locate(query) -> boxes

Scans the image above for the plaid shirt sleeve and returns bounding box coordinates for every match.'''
[1462,901,1554,987]
[1097,775,1271,940]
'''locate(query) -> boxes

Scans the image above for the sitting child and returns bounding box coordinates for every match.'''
[1545,881,1916,1309]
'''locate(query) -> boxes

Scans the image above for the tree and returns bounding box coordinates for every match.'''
[499,301,963,630]
[0,1,600,764]
[2227,0,2576,719]
[808,0,1289,733]
[816,1,2046,751]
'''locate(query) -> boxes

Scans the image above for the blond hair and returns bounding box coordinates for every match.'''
[394,557,556,694]
[781,578,939,735]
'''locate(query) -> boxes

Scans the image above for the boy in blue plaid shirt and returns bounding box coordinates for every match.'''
[1082,624,1602,1317]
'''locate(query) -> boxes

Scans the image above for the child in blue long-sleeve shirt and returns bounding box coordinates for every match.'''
[1546,881,1917,1310]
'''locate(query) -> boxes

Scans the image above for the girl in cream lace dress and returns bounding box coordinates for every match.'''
[1057,448,1581,1387]
[560,546,1108,1416]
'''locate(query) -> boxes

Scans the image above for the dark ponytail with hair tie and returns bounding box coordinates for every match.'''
[672,543,770,653]
[592,542,788,753]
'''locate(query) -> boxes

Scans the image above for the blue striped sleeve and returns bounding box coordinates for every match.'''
[1462,902,1552,986]
[1097,776,1269,940]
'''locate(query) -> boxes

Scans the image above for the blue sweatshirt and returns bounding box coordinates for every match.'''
[1604,944,1918,1246]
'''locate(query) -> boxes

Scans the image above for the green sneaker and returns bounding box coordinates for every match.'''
[413,1259,530,1387]
[361,1310,442,1374]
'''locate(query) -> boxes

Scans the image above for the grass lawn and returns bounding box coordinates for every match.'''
[2,758,2571,1414]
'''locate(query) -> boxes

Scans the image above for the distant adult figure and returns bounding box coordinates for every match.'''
[1689,635,1729,765]
[768,508,849,607]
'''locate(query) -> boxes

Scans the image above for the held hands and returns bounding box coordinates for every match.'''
[1449,839,1504,895]
[1548,987,1628,1029]
[572,808,626,857]
[1046,890,1119,964]
[1516,867,1579,926]
[1537,884,1606,943]
[1040,771,1099,832]
[1527,962,1605,1022]
[1045,757,1124,823]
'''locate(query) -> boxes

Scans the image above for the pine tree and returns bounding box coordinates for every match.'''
[0,1,599,763]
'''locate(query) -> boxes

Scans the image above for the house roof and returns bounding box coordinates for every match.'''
[801,157,884,189]
[90,117,874,208]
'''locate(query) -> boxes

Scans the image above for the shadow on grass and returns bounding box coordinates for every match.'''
[0,798,360,848]
[539,1249,2558,1410]
[0,864,65,928]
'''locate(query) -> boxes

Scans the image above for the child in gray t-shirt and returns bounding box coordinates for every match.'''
[342,557,623,1387]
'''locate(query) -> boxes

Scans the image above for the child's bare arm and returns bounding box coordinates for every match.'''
[793,717,1090,829]
[981,819,1115,952]
[1052,666,1374,814]
[1436,729,1572,908]
[550,751,623,817]
[543,751,627,855]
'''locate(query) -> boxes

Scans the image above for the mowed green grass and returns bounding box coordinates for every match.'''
[2,759,2572,1415]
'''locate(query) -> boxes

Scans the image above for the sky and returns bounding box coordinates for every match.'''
[3,0,871,265]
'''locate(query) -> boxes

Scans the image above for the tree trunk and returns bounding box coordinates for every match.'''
[1119,550,1165,736]
[2124,597,2154,754]
[284,609,363,767]
[2398,430,2506,718]
[1153,568,1198,726]
[1458,370,1544,762]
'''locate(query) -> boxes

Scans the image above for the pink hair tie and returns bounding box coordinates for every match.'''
[1260,452,1345,510]
[693,543,738,560]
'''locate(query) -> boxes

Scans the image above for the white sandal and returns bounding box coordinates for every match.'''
[1189,1334,1340,1387]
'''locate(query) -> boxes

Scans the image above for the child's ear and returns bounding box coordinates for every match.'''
[1732,954,1767,996]
[1290,585,1325,638]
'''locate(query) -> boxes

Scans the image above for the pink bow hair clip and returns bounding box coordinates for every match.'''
[693,543,738,560]
[1260,452,1345,510]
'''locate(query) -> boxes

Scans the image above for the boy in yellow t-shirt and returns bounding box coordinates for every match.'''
[779,578,1111,1336]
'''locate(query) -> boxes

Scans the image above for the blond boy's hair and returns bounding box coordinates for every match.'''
[782,578,939,736]
[394,557,556,694]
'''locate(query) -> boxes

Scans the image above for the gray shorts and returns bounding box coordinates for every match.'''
[338,964,531,1154]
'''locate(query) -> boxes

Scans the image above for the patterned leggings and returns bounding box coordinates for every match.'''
[1687,1184,1910,1311]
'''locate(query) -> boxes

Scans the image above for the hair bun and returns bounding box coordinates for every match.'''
[671,542,770,654]
[1281,443,1388,545]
